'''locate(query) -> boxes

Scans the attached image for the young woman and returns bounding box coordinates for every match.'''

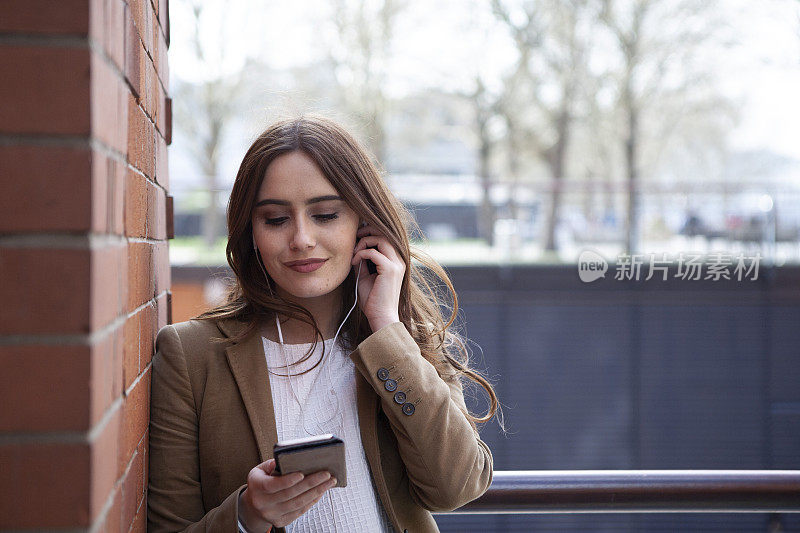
[147,114,499,533]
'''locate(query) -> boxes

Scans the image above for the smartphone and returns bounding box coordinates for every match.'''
[357,222,378,275]
[273,434,347,487]
[365,246,378,275]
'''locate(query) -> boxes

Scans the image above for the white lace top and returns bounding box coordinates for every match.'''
[261,334,396,533]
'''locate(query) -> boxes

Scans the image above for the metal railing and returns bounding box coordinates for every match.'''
[447,471,800,514]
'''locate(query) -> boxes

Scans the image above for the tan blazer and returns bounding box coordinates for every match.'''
[147,317,493,532]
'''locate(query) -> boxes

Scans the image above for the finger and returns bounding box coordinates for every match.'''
[351,247,387,270]
[350,249,387,268]
[282,475,336,514]
[272,471,332,502]
[352,256,367,274]
[356,224,375,238]
[354,235,401,262]
[286,491,326,523]
[269,480,330,524]
[256,458,276,475]
[353,234,382,253]
[354,257,376,296]
[352,248,402,275]
[275,501,315,529]
[260,470,305,495]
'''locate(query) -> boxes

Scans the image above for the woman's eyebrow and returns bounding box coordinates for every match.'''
[254,195,343,208]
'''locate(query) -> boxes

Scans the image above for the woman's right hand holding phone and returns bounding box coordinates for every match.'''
[238,458,337,531]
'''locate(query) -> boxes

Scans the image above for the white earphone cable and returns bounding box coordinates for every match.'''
[254,238,364,532]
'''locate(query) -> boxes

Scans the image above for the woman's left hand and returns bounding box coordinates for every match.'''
[351,224,405,332]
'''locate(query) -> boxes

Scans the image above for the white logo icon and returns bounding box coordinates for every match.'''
[578,250,608,283]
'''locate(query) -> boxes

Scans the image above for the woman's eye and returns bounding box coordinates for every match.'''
[262,213,338,226]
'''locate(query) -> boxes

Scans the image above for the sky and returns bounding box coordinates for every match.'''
[167,0,800,191]
[715,0,800,158]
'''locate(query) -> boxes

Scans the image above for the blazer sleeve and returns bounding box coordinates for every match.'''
[148,324,249,532]
[348,322,493,512]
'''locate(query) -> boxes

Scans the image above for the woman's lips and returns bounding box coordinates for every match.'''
[285,259,327,273]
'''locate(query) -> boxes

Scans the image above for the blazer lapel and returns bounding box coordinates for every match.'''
[220,318,278,463]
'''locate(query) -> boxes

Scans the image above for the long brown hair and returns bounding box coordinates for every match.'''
[195,113,499,431]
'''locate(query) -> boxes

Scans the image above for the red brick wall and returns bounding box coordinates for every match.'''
[0,0,171,530]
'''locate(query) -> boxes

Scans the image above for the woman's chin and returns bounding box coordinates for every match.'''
[274,280,337,302]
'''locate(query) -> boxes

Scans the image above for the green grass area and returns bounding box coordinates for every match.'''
[169,236,572,267]
[170,236,229,266]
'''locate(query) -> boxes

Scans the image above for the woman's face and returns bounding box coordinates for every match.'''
[251,150,360,303]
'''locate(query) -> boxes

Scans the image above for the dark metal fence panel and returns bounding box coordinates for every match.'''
[433,265,800,532]
[638,305,767,469]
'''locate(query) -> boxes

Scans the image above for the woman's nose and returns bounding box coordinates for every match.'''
[289,218,315,250]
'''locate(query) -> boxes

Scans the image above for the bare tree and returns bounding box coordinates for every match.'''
[468,76,503,245]
[326,0,408,162]
[452,1,515,246]
[577,69,620,233]
[172,0,251,247]
[599,0,734,253]
[491,0,594,252]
